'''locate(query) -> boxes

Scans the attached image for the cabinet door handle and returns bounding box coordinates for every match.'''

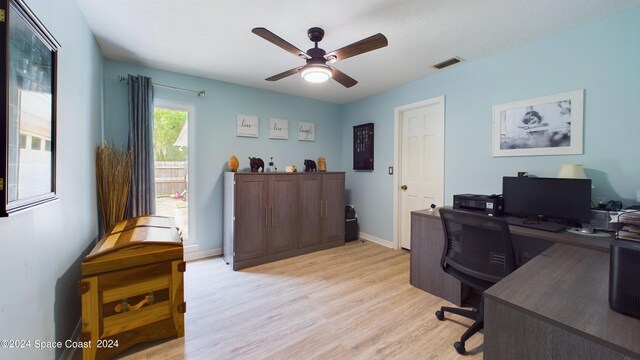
[325,200,328,219]
[271,205,274,227]
[320,201,323,220]
[265,205,268,228]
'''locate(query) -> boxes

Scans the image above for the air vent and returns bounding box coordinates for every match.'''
[433,57,463,70]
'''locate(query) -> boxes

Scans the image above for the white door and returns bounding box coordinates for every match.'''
[397,97,444,250]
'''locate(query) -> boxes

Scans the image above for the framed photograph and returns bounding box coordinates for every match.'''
[269,118,288,139]
[298,122,315,141]
[236,114,259,137]
[492,90,584,157]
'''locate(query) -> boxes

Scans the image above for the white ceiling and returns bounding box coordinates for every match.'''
[76,0,640,104]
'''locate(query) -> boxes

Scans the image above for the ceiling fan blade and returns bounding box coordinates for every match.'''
[266,67,302,81]
[331,67,358,88]
[252,27,310,59]
[326,33,388,63]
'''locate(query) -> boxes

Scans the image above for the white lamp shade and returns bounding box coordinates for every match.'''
[557,164,588,179]
[300,65,332,83]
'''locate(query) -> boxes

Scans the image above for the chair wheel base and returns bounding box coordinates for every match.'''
[435,310,445,321]
[454,341,465,354]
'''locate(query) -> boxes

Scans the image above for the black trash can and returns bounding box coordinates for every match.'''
[345,205,359,242]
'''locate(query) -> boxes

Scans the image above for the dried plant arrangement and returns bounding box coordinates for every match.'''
[96,141,132,234]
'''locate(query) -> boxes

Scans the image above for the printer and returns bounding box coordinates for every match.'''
[453,194,504,217]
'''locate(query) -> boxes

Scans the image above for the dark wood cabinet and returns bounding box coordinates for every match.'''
[322,173,345,243]
[267,175,299,254]
[233,174,268,261]
[299,174,323,248]
[224,172,345,270]
[299,173,345,247]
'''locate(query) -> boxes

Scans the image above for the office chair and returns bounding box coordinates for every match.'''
[435,208,517,355]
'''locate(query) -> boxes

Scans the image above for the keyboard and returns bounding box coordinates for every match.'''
[502,216,566,232]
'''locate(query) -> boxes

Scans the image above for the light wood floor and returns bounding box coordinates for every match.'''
[120,241,483,359]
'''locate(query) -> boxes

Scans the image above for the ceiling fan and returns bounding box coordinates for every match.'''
[251,27,388,88]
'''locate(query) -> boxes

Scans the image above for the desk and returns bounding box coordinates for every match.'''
[484,244,640,359]
[410,209,640,359]
[410,209,612,306]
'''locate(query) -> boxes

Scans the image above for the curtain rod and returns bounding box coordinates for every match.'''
[118,75,205,97]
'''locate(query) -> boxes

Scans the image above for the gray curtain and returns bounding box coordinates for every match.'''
[127,74,156,217]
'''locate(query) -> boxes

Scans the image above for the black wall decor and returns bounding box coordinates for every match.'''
[353,123,374,170]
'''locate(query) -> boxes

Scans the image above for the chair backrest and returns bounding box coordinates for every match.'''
[439,208,516,290]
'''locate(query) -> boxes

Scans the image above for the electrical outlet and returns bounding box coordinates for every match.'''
[388,166,393,175]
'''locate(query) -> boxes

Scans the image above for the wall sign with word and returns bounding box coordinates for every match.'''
[298,122,315,141]
[236,114,259,137]
[269,118,289,139]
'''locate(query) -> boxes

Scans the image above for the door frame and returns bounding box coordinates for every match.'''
[154,99,198,252]
[393,96,445,250]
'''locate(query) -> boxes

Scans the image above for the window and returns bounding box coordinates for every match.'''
[31,136,41,151]
[0,0,60,216]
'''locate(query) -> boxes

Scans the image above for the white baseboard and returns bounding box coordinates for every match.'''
[59,319,81,360]
[185,247,222,261]
[358,232,394,249]
[183,243,200,252]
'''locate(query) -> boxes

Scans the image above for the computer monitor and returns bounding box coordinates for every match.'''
[502,176,592,224]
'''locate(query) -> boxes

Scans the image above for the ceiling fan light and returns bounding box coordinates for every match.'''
[300,65,332,83]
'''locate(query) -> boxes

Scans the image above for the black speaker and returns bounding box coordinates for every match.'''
[609,239,640,319]
[345,205,356,220]
[345,218,359,242]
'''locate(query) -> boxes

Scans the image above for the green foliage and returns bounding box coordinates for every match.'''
[154,108,188,161]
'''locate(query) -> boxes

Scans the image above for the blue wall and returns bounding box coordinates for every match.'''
[103,61,343,252]
[0,0,104,358]
[342,7,640,244]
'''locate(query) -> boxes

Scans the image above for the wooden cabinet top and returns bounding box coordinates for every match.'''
[228,171,345,175]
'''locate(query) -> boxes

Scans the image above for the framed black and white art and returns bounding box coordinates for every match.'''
[492,90,584,157]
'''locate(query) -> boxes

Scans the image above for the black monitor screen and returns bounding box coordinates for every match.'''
[502,177,591,224]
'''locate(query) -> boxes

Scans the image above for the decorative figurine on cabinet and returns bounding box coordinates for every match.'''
[268,157,278,172]
[317,157,326,172]
[249,157,264,172]
[228,155,239,172]
[304,159,317,172]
